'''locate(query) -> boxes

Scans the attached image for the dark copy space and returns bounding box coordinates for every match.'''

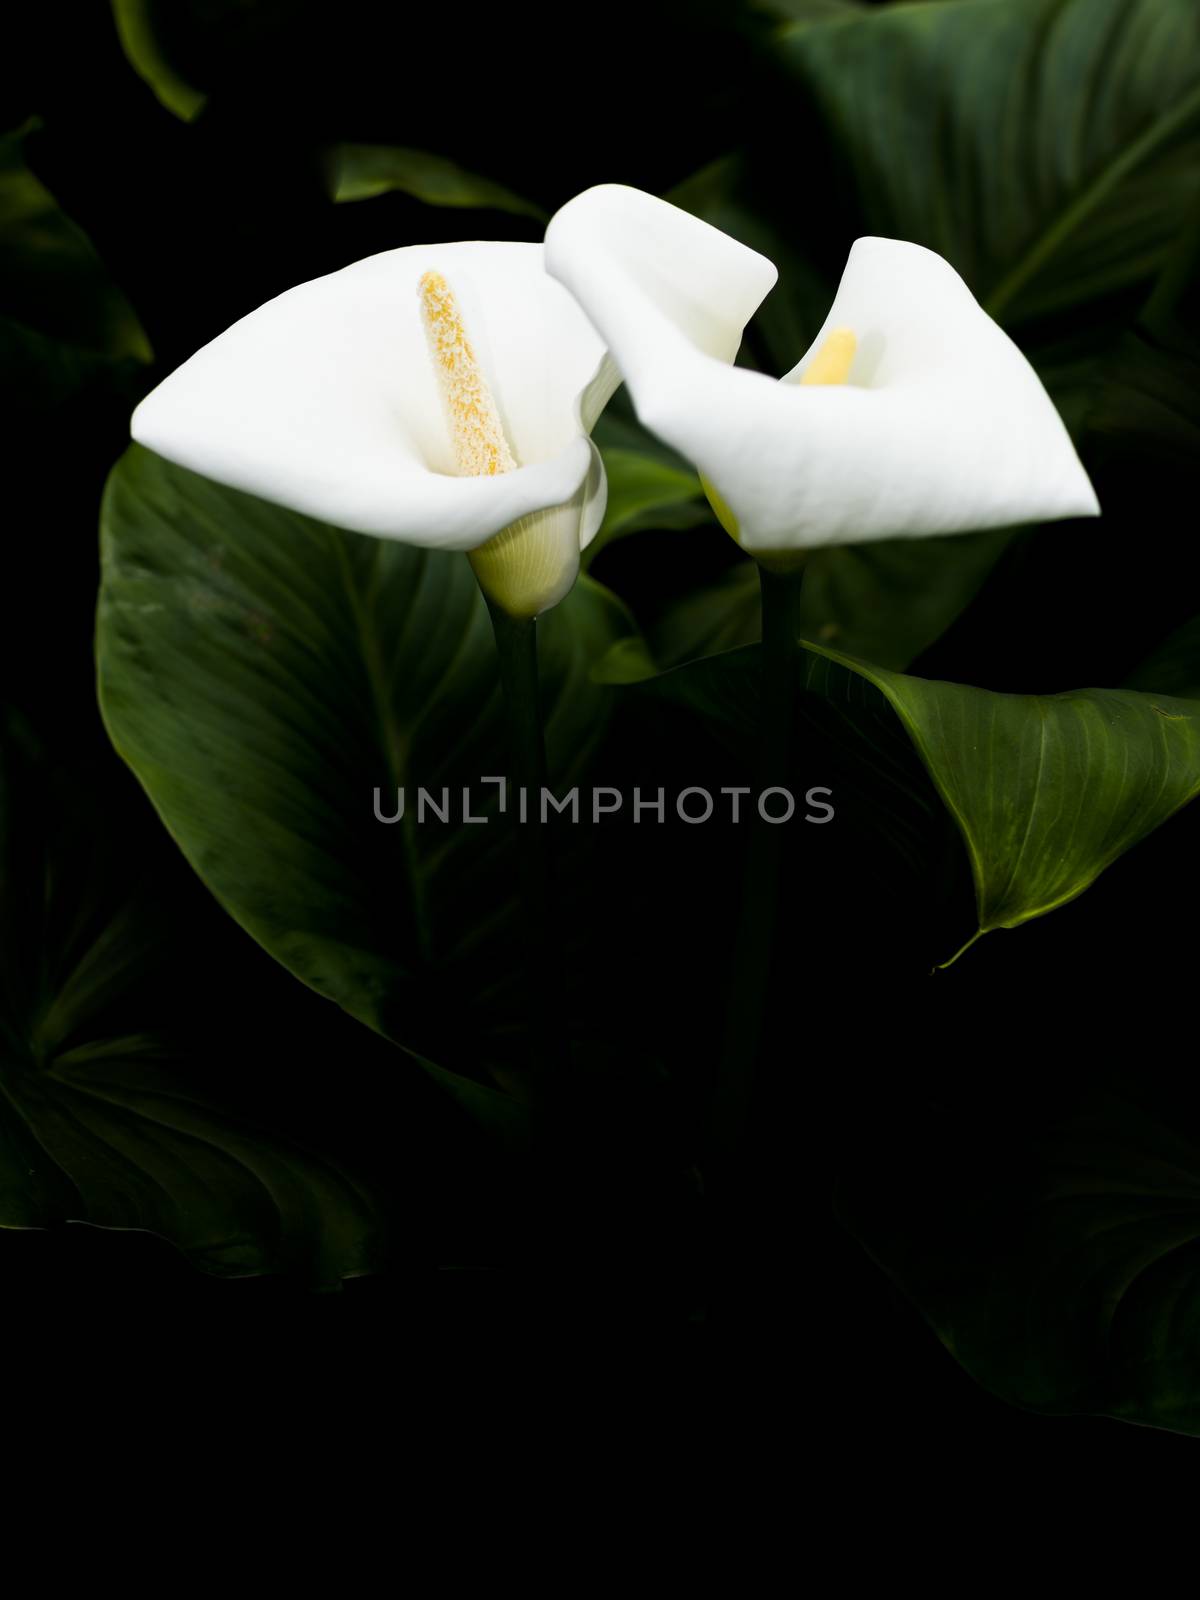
[3,0,1200,1460]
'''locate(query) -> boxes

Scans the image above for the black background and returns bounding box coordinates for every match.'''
[4,0,1198,1465]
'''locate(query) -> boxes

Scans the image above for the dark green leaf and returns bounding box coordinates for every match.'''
[618,639,1200,959]
[621,642,946,883]
[330,143,544,219]
[1088,220,1200,697]
[644,561,762,670]
[1126,616,1200,700]
[638,534,1014,674]
[0,714,386,1286]
[806,643,1200,960]
[0,313,140,415]
[798,533,1016,670]
[97,446,633,1093]
[837,1082,1200,1433]
[111,0,207,121]
[0,123,150,362]
[585,448,707,566]
[780,0,1200,328]
[1089,326,1200,466]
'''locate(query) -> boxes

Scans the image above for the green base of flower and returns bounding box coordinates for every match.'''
[469,512,579,620]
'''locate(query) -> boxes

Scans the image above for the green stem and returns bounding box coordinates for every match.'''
[486,598,565,1085]
[709,562,806,1162]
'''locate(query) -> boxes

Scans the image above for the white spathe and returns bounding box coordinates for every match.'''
[543,185,1099,553]
[131,241,617,612]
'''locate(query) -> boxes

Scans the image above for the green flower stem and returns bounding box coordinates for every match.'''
[486,597,566,1084]
[709,561,806,1161]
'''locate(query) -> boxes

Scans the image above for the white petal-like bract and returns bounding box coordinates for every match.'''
[544,185,1099,552]
[132,241,614,562]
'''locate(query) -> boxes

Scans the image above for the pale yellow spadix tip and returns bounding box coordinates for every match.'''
[800,327,857,387]
[418,269,517,478]
[417,269,574,619]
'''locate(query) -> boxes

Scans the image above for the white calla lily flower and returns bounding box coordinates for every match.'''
[544,185,1099,558]
[131,242,618,616]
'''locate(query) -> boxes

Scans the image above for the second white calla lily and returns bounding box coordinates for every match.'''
[131,241,618,616]
[544,185,1099,556]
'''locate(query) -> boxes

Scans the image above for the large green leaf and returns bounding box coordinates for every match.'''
[837,1080,1200,1433]
[0,714,387,1286]
[619,639,1200,960]
[807,644,1200,959]
[97,447,633,1093]
[780,0,1200,328]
